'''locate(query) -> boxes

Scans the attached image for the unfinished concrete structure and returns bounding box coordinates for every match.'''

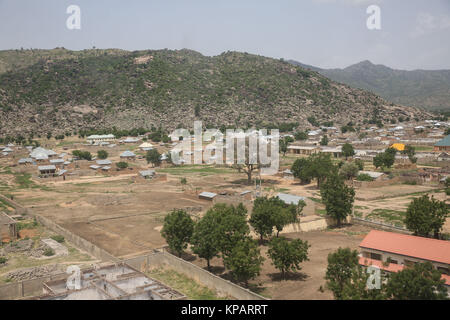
[34,262,186,300]
[0,212,17,241]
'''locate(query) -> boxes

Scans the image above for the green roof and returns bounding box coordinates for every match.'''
[435,135,450,147]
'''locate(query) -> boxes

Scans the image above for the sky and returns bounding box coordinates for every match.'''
[0,0,449,70]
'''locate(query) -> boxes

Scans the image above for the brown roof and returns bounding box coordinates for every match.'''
[359,230,450,265]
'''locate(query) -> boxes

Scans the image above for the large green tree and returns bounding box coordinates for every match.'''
[385,262,448,300]
[308,153,337,188]
[161,209,194,257]
[268,237,310,278]
[291,158,312,184]
[210,203,249,260]
[250,196,302,241]
[146,149,161,167]
[190,210,220,270]
[224,237,264,286]
[325,248,359,300]
[339,162,359,181]
[404,195,448,239]
[320,173,355,227]
[342,143,355,159]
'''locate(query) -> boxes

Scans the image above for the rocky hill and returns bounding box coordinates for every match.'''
[289,59,450,111]
[0,48,430,136]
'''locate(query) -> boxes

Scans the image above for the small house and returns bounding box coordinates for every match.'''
[38,165,56,175]
[120,151,136,160]
[434,135,450,152]
[139,170,156,179]
[198,192,217,201]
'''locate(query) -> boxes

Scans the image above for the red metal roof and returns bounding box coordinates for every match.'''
[359,230,450,265]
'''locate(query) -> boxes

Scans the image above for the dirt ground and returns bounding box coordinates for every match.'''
[185,224,372,300]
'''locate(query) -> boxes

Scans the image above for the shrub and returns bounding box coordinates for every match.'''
[43,248,55,256]
[356,173,373,182]
[0,257,7,264]
[97,150,108,159]
[50,235,65,243]
[116,162,129,169]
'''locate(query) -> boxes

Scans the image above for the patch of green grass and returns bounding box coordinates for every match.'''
[146,268,230,300]
[353,211,363,218]
[366,209,405,226]
[13,172,36,188]
[414,146,434,152]
[316,208,327,216]
[16,219,39,231]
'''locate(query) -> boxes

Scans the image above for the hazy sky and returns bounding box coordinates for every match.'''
[0,0,449,70]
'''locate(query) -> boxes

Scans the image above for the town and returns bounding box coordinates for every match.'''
[0,117,448,300]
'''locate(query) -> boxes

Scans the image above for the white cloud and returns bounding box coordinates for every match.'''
[410,12,450,38]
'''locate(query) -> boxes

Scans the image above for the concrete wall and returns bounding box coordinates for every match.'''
[124,251,268,301]
[0,272,67,300]
[32,215,119,262]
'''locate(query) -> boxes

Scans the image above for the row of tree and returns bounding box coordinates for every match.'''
[161,203,310,285]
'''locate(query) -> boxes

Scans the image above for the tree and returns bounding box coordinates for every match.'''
[249,196,278,241]
[402,145,417,164]
[325,248,359,300]
[373,148,396,169]
[73,150,92,161]
[208,203,249,260]
[320,135,328,146]
[340,265,387,300]
[268,237,310,278]
[383,147,397,168]
[308,153,337,188]
[354,159,364,171]
[385,262,448,300]
[291,158,312,184]
[224,238,264,286]
[97,150,108,159]
[320,173,355,227]
[339,162,359,180]
[146,149,161,167]
[273,199,305,237]
[294,131,308,141]
[342,143,355,159]
[404,195,448,239]
[116,161,128,170]
[249,196,301,241]
[161,209,194,257]
[279,139,288,156]
[191,210,219,270]
[373,153,384,169]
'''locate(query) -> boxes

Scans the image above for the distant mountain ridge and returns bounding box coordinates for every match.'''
[288,59,450,111]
